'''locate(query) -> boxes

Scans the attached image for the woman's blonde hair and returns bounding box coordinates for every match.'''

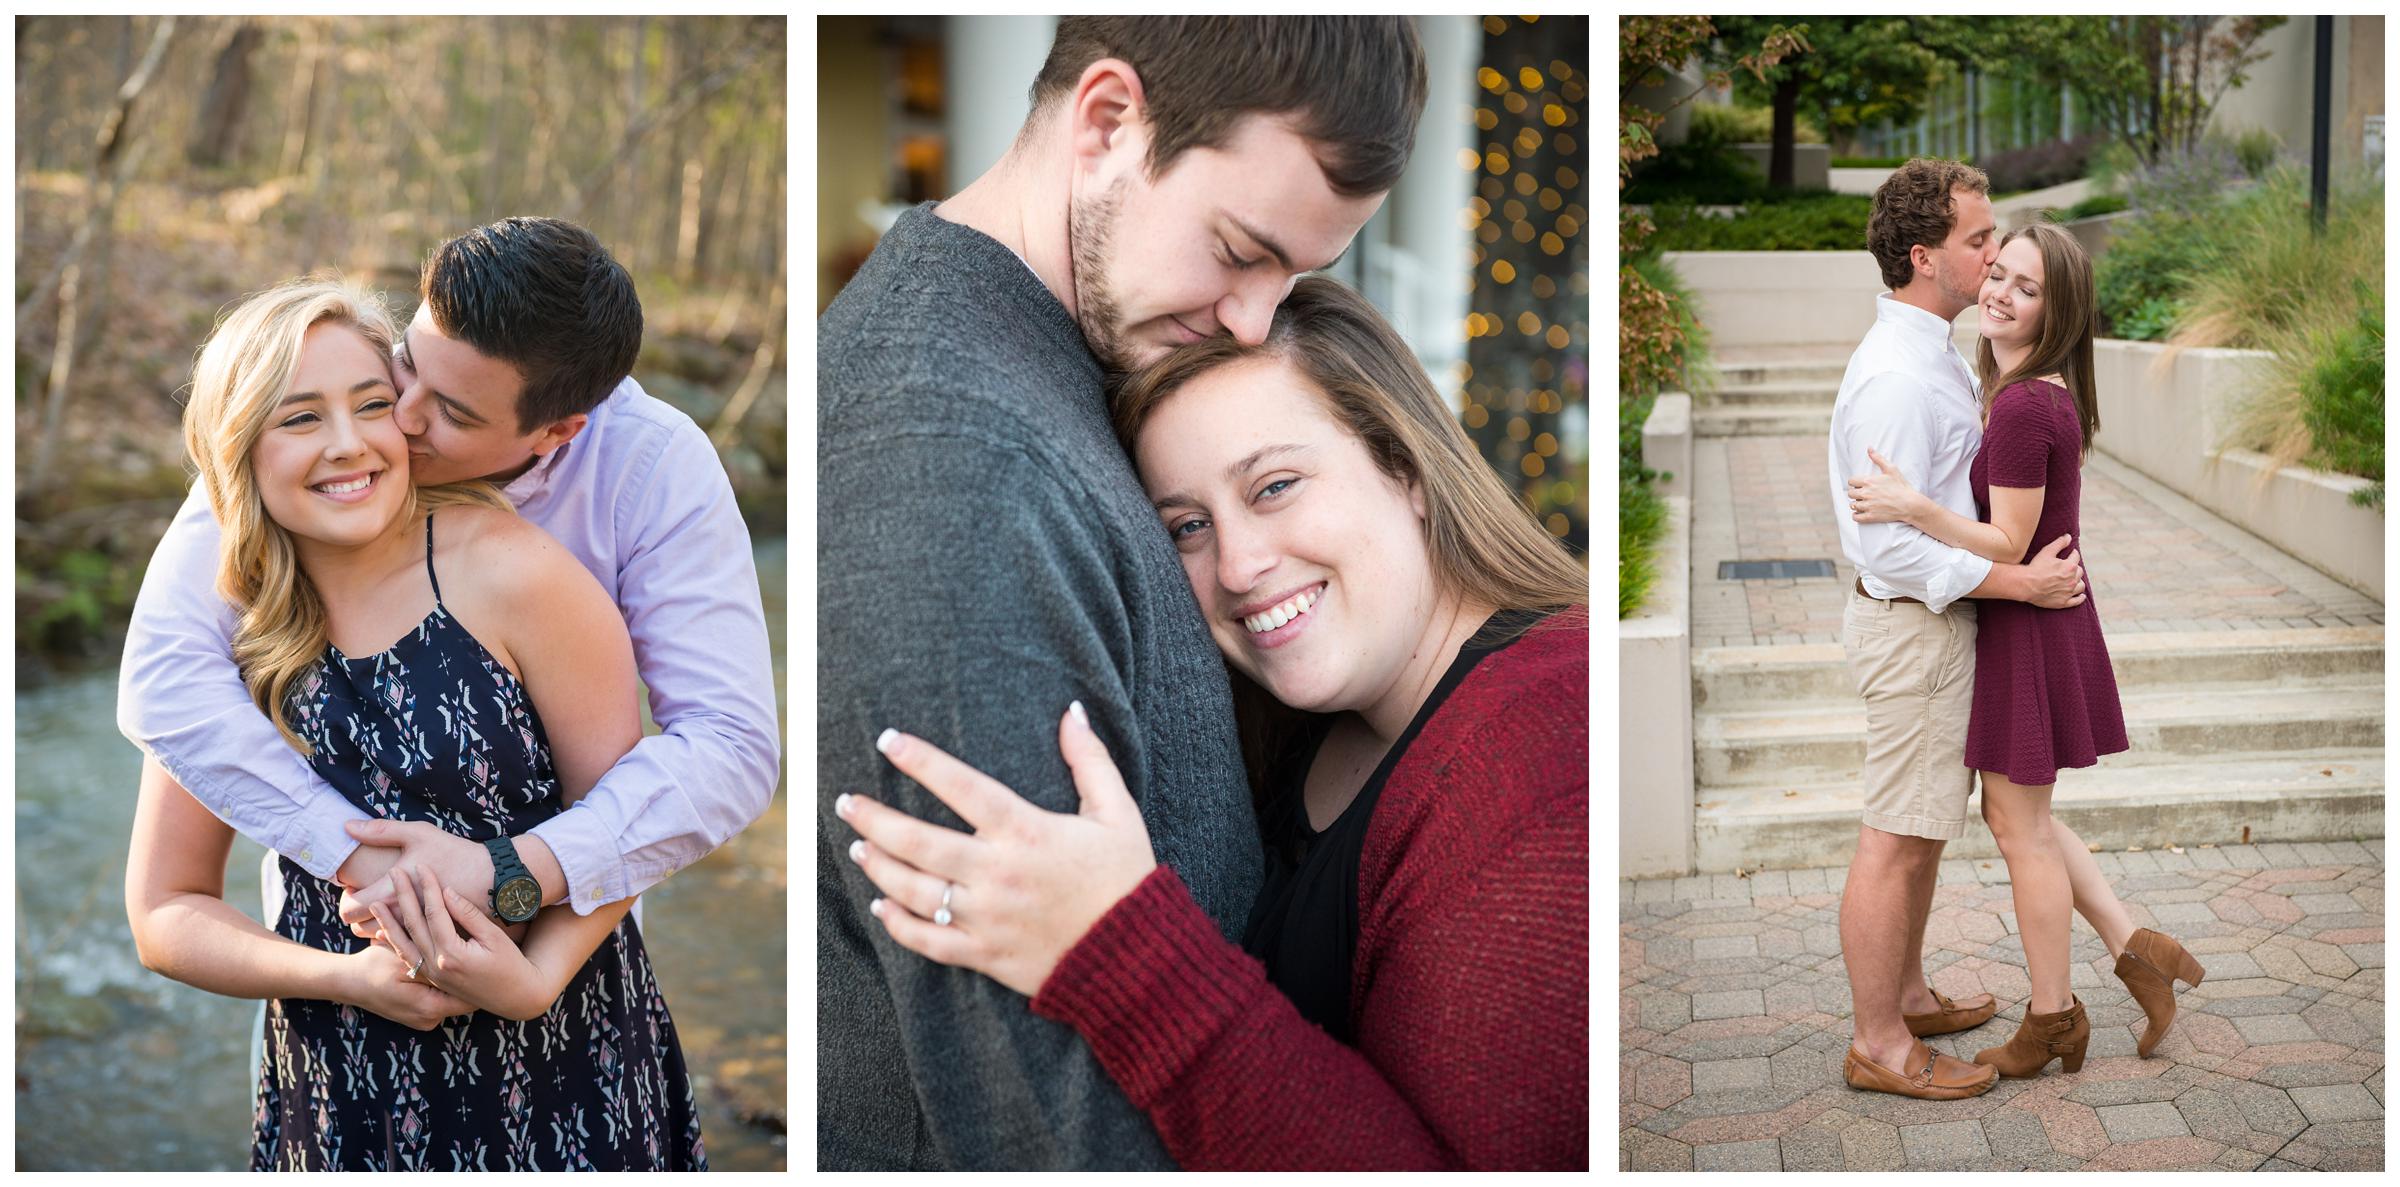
[1976,221,2101,455]
[1110,276,1588,795]
[183,278,511,753]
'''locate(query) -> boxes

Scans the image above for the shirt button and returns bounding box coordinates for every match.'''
[299,850,313,863]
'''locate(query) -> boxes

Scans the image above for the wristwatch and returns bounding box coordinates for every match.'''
[485,835,542,924]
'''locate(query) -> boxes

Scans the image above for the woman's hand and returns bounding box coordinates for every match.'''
[838,701,1156,998]
[369,866,550,1022]
[339,940,476,1031]
[1847,448,1931,525]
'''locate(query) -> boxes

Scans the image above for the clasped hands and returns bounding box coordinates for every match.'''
[333,820,544,1024]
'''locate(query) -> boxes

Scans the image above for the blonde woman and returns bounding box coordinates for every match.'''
[1849,223,2202,1078]
[838,278,1587,1169]
[124,279,703,1169]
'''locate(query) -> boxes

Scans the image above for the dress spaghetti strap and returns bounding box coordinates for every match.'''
[423,512,443,607]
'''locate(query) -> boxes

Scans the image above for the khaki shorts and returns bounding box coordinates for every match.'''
[1841,590,1977,839]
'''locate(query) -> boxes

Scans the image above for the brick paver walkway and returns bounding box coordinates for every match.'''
[1690,435,2384,649]
[1621,841,2386,1171]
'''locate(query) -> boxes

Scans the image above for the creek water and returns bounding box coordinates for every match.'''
[13,540,788,1171]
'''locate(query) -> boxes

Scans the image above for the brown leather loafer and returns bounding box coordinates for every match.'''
[1903,986,1998,1037]
[1843,1039,1998,1100]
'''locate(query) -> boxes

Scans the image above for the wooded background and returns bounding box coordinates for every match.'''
[16,14,789,665]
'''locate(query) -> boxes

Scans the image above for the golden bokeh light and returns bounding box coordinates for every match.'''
[1491,259,1516,284]
[1540,231,1564,255]
[1517,311,1541,336]
[1545,324,1571,350]
[1503,92,1526,114]
[1517,66,1544,91]
[1508,415,1531,441]
[1521,453,1546,478]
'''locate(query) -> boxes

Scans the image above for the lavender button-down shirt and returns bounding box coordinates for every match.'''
[117,377,780,913]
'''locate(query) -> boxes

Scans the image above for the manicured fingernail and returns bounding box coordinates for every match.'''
[1069,700,1089,728]
[848,839,866,864]
[875,728,899,754]
[834,793,853,818]
[868,897,886,918]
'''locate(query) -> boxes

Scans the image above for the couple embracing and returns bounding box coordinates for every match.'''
[119,218,779,1168]
[1829,158,2206,1099]
[820,17,1588,1172]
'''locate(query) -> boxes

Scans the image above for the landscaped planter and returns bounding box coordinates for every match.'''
[1730,142,1830,191]
[1620,490,1694,879]
[2090,339,2383,598]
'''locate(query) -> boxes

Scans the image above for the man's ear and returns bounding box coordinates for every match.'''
[1910,242,1935,282]
[1067,57,1148,179]
[526,413,589,458]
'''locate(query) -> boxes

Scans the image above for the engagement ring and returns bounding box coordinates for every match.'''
[934,882,954,927]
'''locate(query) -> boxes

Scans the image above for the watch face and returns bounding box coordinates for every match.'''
[495,877,541,922]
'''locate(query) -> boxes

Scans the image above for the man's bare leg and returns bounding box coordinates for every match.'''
[1842,824,1948,1073]
[1896,850,1944,1014]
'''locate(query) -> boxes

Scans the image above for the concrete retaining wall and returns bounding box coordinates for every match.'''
[1730,142,1830,191]
[1642,392,1693,499]
[1620,492,1695,879]
[2092,340,2384,599]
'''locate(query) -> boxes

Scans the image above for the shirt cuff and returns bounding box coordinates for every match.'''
[527,806,626,916]
[1924,553,1994,613]
[286,804,369,883]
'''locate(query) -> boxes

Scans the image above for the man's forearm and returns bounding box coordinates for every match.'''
[1967,561,2032,602]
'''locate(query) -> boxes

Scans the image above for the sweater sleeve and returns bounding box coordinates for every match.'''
[819,427,1178,1169]
[1032,792,1588,1169]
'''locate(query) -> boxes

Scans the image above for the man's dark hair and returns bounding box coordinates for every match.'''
[1866,158,1992,291]
[419,216,643,430]
[1029,17,1428,197]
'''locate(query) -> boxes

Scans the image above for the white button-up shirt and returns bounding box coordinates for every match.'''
[117,377,781,912]
[1827,293,1994,612]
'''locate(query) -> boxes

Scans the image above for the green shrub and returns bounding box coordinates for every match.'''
[2224,128,2283,179]
[1618,469,1667,619]
[1624,141,1766,206]
[2047,192,2129,222]
[1686,102,1823,147]
[1645,192,1872,251]
[2093,209,2213,339]
[2298,302,2383,505]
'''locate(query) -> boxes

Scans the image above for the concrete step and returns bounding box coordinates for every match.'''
[1697,682,2383,788]
[1717,360,1850,386]
[1692,750,2385,871]
[1694,628,2386,713]
[1708,381,1841,406]
[1696,406,1834,438]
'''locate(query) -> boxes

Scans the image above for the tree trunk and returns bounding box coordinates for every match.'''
[1770,73,1800,190]
[189,19,265,169]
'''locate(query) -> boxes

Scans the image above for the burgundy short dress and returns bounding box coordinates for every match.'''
[1964,379,2129,786]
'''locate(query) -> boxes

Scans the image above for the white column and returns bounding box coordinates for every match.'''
[1379,15,1480,398]
[944,16,1057,192]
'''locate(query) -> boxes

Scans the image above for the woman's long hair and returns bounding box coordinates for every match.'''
[1109,276,1588,797]
[1976,221,2101,455]
[183,278,512,753]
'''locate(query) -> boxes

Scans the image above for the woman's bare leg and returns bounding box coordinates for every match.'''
[2047,815,2136,959]
[1981,773,2074,1013]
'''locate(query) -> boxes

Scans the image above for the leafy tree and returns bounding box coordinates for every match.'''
[1708,17,1945,187]
[1957,16,2287,166]
[1620,15,1805,188]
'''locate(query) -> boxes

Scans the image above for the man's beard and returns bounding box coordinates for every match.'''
[1068,180,1136,374]
[1935,256,1981,317]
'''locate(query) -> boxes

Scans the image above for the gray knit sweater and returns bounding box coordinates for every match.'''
[816,204,1260,1170]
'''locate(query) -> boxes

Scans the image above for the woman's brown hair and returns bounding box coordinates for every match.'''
[1975,221,2101,456]
[1109,276,1587,796]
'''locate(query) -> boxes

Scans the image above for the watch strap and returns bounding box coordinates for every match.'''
[485,835,534,910]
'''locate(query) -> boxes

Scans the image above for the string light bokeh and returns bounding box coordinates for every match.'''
[1460,14,1589,554]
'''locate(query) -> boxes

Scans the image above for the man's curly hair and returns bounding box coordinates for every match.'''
[1867,158,1991,290]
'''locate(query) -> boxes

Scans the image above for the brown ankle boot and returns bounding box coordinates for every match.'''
[1974,996,2090,1077]
[2115,927,2205,1058]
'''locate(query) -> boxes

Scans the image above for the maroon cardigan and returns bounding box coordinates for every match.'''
[1030,613,1589,1170]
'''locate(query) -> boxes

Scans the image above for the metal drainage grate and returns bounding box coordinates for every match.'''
[1719,559,1838,581]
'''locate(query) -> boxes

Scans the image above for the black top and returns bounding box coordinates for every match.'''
[1239,610,1547,1042]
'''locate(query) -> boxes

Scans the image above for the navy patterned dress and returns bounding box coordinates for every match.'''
[252,514,705,1171]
